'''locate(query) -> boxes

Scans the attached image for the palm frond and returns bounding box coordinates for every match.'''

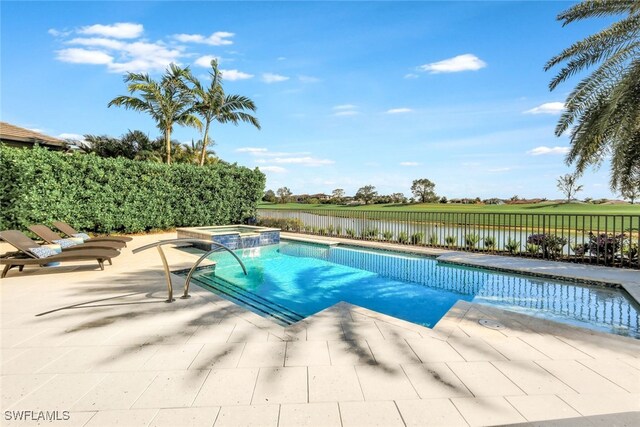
[557,0,637,26]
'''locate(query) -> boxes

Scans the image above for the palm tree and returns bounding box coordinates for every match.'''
[108,64,202,165]
[189,59,261,166]
[545,1,640,191]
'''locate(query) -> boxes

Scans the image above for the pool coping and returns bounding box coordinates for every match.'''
[177,224,281,238]
[280,232,640,305]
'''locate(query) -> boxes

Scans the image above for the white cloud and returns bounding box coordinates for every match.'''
[333,104,357,110]
[48,28,71,37]
[194,55,219,67]
[400,162,420,166]
[59,37,183,73]
[58,133,85,141]
[56,48,113,64]
[221,69,254,81]
[523,102,565,115]
[258,156,334,167]
[107,42,183,73]
[487,167,512,173]
[386,108,413,114]
[333,111,360,117]
[419,54,486,74]
[78,23,143,39]
[259,166,287,173]
[262,73,289,83]
[277,56,286,61]
[404,73,419,79]
[173,31,234,46]
[67,37,126,50]
[332,104,359,116]
[236,147,268,153]
[526,146,570,156]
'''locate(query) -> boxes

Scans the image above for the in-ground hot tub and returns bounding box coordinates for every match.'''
[177,225,280,250]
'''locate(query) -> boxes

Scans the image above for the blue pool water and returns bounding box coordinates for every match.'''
[183,241,640,338]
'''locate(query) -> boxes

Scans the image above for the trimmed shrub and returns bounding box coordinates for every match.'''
[483,236,496,250]
[505,239,520,254]
[360,228,378,239]
[0,146,265,233]
[410,232,424,245]
[526,233,567,259]
[257,217,302,231]
[465,233,480,249]
[445,235,457,247]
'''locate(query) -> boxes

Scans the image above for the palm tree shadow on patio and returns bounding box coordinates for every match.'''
[19,262,493,395]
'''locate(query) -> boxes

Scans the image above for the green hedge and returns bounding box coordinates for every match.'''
[0,145,265,233]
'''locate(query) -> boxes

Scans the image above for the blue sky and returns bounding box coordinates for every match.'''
[0,1,621,199]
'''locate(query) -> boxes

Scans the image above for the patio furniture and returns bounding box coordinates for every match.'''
[0,230,120,278]
[53,221,133,246]
[28,225,126,250]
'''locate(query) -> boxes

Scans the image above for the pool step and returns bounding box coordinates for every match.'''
[194,274,305,326]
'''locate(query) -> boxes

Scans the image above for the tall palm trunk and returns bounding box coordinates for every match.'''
[165,127,172,165]
[199,119,211,166]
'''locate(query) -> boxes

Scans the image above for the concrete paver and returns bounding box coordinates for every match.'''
[339,401,405,427]
[396,398,469,426]
[354,364,419,401]
[279,402,342,427]
[192,368,258,407]
[505,394,581,422]
[213,404,279,427]
[251,367,308,404]
[149,407,220,427]
[451,396,526,426]
[308,365,363,403]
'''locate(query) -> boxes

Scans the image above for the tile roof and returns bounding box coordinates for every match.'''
[0,121,66,147]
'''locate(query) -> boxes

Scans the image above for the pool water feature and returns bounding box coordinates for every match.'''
[176,225,280,251]
[180,241,640,338]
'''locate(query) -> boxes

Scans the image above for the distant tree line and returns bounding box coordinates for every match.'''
[263,175,638,205]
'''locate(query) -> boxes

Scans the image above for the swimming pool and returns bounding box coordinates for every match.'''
[181,241,640,338]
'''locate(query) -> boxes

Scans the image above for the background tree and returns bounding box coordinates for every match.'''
[355,185,377,205]
[545,0,640,191]
[80,130,163,162]
[331,188,345,203]
[109,63,202,164]
[557,173,583,202]
[189,59,261,166]
[263,189,276,203]
[276,187,292,204]
[390,192,406,204]
[411,179,437,203]
[619,181,639,204]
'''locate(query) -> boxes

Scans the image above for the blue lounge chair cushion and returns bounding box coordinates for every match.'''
[53,238,81,248]
[28,246,58,258]
[72,233,91,241]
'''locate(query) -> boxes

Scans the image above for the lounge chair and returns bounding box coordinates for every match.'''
[53,221,133,246]
[28,225,126,250]
[0,230,120,278]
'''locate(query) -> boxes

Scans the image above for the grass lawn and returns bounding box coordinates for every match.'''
[259,201,639,215]
[258,202,640,232]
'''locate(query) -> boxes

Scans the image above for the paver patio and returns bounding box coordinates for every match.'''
[1,233,639,426]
